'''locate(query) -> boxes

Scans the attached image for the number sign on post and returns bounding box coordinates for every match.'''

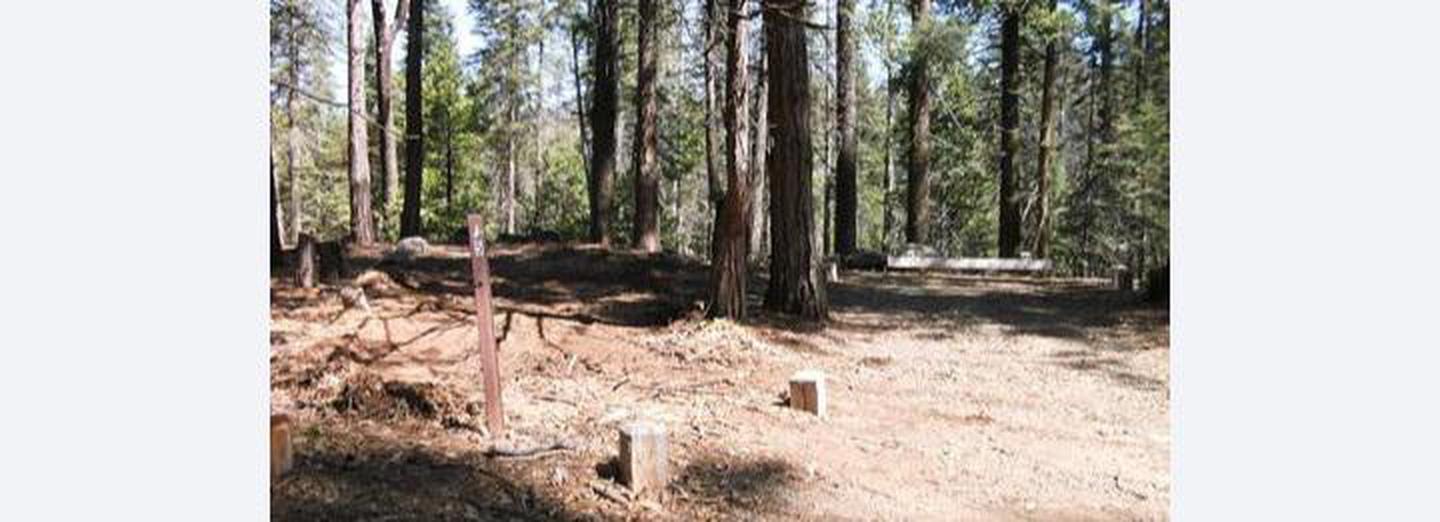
[467,214,504,434]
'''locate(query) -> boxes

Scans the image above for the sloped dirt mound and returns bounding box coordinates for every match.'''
[640,319,779,366]
[329,371,471,421]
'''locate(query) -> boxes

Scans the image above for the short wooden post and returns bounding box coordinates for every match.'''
[295,234,316,288]
[618,422,668,495]
[270,413,294,483]
[789,370,827,418]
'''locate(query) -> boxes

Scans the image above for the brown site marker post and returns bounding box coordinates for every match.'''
[467,214,505,434]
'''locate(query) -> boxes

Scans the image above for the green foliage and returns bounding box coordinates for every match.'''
[268,0,1168,277]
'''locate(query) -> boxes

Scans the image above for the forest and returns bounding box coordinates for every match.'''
[270,0,1169,294]
[269,0,1169,518]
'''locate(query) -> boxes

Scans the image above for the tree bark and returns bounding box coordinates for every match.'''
[904,0,931,245]
[400,0,424,237]
[703,0,723,261]
[1097,0,1114,143]
[1135,0,1148,105]
[570,19,590,179]
[588,0,619,246]
[748,45,769,264]
[285,33,303,245]
[881,0,896,252]
[763,0,827,321]
[1033,0,1059,259]
[707,0,751,319]
[372,0,410,229]
[631,0,660,252]
[271,158,285,265]
[834,0,857,255]
[348,0,377,245]
[997,6,1022,257]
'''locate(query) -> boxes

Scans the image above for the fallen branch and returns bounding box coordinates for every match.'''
[648,378,733,399]
[484,440,577,460]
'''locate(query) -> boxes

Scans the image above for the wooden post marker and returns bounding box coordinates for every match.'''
[270,413,294,483]
[467,214,505,435]
[617,422,669,496]
[789,370,827,418]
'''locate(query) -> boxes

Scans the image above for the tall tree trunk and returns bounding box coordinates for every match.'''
[904,0,931,245]
[1097,0,1114,143]
[1135,0,1148,104]
[372,0,410,232]
[285,47,303,245]
[534,33,547,231]
[707,0,751,319]
[348,0,377,245]
[763,0,827,320]
[1033,0,1059,259]
[570,20,590,178]
[703,0,723,261]
[631,0,660,252]
[400,0,424,237]
[749,47,769,264]
[881,0,896,252]
[997,6,1022,257]
[588,0,619,246]
[834,0,857,255]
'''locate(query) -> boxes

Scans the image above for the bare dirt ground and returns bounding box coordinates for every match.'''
[270,242,1169,521]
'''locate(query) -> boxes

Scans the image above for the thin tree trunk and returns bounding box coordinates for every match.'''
[997,6,1022,257]
[534,33,547,231]
[833,0,857,255]
[285,44,303,245]
[570,20,590,178]
[372,0,410,230]
[588,0,619,246]
[348,0,377,245]
[400,0,424,237]
[1033,0,1059,259]
[763,0,827,320]
[707,0,751,319]
[1135,0,1148,105]
[632,0,660,252]
[881,0,896,252]
[445,129,454,213]
[904,0,931,245]
[703,0,723,261]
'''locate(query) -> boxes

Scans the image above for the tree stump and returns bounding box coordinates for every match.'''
[617,421,668,496]
[295,234,316,289]
[789,369,827,418]
[270,413,294,483]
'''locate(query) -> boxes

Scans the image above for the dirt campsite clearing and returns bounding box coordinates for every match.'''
[269,241,1169,521]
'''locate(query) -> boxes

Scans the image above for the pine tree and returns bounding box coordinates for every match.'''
[763,0,827,320]
[588,0,619,245]
[400,0,424,236]
[707,0,751,319]
[347,0,378,244]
